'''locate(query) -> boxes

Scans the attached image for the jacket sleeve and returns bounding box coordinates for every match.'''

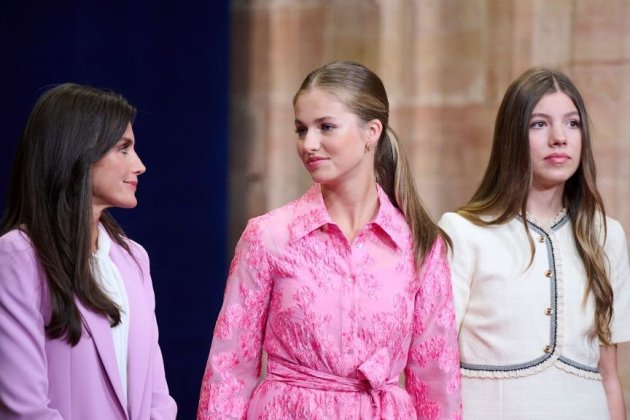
[129,242,178,420]
[606,220,630,344]
[438,212,475,331]
[0,233,63,419]
[404,238,462,420]
[150,343,178,419]
[197,219,273,420]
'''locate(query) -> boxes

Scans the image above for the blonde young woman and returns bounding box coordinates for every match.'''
[439,67,630,419]
[198,61,462,419]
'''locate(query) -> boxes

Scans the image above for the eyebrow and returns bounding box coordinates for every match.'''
[530,111,580,119]
[114,138,134,150]
[294,116,336,125]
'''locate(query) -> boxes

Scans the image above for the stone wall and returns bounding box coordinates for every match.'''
[229,0,630,410]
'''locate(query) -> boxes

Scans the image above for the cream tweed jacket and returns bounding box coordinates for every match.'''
[439,211,630,380]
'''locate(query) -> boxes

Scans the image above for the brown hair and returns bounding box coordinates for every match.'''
[459,67,613,345]
[1,83,137,345]
[294,61,449,266]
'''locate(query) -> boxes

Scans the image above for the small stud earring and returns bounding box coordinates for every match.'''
[365,143,371,152]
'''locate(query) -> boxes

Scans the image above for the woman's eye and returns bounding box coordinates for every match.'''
[530,121,545,129]
[295,127,307,137]
[321,123,334,132]
[568,120,581,128]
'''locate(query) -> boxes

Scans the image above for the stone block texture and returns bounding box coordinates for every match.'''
[229,0,630,410]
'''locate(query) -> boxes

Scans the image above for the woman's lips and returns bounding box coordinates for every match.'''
[305,156,328,170]
[545,153,570,164]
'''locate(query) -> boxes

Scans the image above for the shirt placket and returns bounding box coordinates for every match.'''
[342,228,369,367]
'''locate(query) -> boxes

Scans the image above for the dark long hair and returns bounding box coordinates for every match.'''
[1,83,137,345]
[459,67,612,345]
[294,61,449,267]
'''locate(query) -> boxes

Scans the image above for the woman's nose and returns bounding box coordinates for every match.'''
[132,152,146,175]
[303,130,321,151]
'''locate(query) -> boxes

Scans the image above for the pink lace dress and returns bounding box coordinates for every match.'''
[198,185,462,419]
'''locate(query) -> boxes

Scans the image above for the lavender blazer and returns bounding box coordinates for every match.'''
[0,229,177,419]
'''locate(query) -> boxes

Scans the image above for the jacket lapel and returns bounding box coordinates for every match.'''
[110,241,152,420]
[77,298,129,417]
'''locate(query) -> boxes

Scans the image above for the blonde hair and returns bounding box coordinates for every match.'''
[294,61,449,266]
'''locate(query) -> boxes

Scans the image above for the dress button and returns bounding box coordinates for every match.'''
[543,345,552,353]
[538,235,545,243]
[545,307,553,315]
[544,270,553,278]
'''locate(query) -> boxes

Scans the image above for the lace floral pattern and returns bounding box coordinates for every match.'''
[198,184,462,419]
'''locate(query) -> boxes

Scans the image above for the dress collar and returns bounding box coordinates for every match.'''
[287,183,409,249]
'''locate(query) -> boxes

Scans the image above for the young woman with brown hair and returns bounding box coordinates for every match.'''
[0,83,177,419]
[439,67,630,419]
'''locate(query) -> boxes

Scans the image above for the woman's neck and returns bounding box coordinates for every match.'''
[322,177,379,243]
[91,207,103,252]
[527,184,565,221]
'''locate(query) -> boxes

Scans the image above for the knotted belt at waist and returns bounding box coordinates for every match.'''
[265,348,407,419]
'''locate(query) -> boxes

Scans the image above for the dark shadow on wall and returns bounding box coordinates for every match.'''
[0,1,229,418]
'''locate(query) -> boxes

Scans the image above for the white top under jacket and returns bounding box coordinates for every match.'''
[439,211,630,380]
[92,226,131,400]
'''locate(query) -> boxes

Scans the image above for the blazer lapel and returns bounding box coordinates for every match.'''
[110,241,151,420]
[77,298,129,417]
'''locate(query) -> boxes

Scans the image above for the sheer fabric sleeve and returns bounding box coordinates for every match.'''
[198,219,274,420]
[405,238,462,420]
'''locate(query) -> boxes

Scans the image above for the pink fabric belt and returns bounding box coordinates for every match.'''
[265,348,406,419]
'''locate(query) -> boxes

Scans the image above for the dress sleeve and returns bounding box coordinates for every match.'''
[404,238,462,420]
[198,219,274,420]
[606,220,630,344]
[438,213,475,331]
[0,235,63,419]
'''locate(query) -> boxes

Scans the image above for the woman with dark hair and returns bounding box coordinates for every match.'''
[0,83,177,419]
[198,61,461,419]
[439,67,630,419]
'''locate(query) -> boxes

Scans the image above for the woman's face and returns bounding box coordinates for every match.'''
[528,91,582,192]
[91,123,146,214]
[294,88,379,187]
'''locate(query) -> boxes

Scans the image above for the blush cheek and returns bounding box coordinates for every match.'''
[296,148,306,162]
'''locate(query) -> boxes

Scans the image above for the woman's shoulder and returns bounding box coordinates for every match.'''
[108,234,150,270]
[438,211,495,233]
[0,229,42,293]
[604,215,626,234]
[438,211,467,227]
[603,215,628,247]
[439,212,520,250]
[0,228,36,257]
[265,187,320,221]
[242,186,325,245]
[123,236,148,258]
[240,205,291,248]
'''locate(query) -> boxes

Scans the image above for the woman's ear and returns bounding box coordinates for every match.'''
[364,119,383,150]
